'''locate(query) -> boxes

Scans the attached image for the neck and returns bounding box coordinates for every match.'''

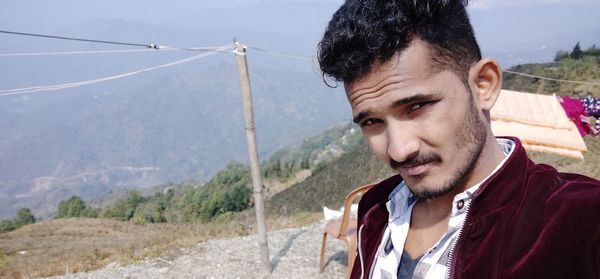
[465,135,507,191]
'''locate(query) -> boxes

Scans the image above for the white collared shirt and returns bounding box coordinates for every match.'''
[370,139,515,279]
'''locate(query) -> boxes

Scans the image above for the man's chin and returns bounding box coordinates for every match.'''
[405,178,457,200]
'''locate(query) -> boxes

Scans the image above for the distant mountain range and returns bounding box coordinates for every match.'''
[0,17,351,219]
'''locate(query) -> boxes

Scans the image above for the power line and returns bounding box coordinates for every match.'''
[0,30,232,54]
[173,46,232,52]
[0,44,233,97]
[4,32,597,95]
[1,28,597,88]
[0,30,160,49]
[0,48,174,57]
[0,46,230,57]
[503,70,600,86]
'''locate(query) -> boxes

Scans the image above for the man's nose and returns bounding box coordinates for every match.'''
[386,121,419,164]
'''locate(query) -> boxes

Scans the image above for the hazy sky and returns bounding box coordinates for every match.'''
[471,0,600,7]
[1,0,599,67]
[2,0,598,31]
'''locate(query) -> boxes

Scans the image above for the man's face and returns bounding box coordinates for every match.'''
[345,40,488,199]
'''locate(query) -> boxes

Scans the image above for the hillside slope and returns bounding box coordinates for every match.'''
[267,140,394,214]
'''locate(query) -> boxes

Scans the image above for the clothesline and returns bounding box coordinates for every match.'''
[504,70,600,86]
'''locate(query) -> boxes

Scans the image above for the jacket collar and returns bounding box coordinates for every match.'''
[469,136,531,216]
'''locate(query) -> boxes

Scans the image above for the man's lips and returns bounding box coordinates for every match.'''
[401,162,433,176]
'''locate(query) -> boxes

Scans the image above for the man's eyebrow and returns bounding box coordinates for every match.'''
[391,93,436,107]
[353,93,438,124]
[353,111,370,124]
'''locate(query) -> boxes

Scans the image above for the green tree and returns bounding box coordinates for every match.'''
[81,207,99,218]
[0,208,36,233]
[0,220,15,233]
[57,196,87,218]
[177,162,253,221]
[300,158,310,170]
[571,42,584,60]
[99,191,145,221]
[225,184,252,212]
[14,208,35,227]
[131,199,167,224]
[586,44,600,57]
[100,200,130,221]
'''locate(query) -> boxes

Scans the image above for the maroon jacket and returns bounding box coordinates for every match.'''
[351,137,600,279]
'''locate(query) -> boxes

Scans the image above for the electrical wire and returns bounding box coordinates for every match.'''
[0,44,233,97]
[0,30,159,49]
[0,48,174,57]
[0,30,233,55]
[0,46,230,57]
[503,70,600,86]
[3,31,597,97]
[1,29,597,88]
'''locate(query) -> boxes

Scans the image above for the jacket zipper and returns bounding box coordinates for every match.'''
[445,203,472,279]
[358,224,365,279]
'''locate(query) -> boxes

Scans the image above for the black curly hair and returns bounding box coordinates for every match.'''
[318,0,481,84]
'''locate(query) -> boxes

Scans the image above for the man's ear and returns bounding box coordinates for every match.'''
[469,58,502,111]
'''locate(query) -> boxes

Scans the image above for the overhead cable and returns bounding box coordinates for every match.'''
[0,44,233,97]
[0,46,229,57]
[0,30,161,49]
[0,48,175,57]
[0,30,232,54]
[503,70,600,86]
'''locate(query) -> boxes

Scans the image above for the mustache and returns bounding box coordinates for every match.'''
[389,153,441,169]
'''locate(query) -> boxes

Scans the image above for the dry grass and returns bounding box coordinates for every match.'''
[0,155,321,279]
[263,169,312,199]
[0,210,321,279]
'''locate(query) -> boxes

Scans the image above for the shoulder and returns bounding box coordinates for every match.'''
[525,161,600,216]
[526,162,600,197]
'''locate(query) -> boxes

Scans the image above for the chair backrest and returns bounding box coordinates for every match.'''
[337,182,377,238]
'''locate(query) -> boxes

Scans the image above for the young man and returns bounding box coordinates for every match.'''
[317,1,600,278]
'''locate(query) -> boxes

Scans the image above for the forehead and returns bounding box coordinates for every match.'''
[344,40,436,105]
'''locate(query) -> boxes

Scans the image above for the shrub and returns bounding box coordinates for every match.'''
[14,208,35,227]
[57,196,88,218]
[0,220,16,233]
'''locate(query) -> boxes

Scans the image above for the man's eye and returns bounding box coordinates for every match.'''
[361,118,381,127]
[408,101,432,113]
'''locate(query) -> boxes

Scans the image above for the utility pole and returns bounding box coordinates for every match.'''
[233,39,271,275]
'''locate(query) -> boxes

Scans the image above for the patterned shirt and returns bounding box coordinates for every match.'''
[370,139,515,279]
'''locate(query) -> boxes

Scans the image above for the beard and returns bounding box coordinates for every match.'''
[391,91,488,200]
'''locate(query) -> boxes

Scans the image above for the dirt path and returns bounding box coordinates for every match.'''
[47,222,349,279]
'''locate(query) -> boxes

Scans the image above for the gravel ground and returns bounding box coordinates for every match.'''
[46,222,349,279]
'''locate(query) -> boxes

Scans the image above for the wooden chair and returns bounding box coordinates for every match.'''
[319,183,376,278]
